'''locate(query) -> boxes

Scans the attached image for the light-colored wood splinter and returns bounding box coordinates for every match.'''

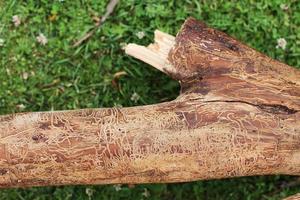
[125,30,176,75]
[0,18,299,192]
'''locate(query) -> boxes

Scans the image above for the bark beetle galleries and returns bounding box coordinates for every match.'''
[0,18,299,188]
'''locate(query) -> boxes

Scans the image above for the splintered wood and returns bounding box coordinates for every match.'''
[125,30,176,74]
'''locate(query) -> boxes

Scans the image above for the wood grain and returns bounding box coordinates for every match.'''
[0,18,299,188]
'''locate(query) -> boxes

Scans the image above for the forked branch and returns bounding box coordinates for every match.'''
[0,18,299,189]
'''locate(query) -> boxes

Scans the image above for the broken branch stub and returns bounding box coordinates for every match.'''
[0,18,299,188]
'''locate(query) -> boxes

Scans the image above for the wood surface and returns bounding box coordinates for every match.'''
[0,18,299,188]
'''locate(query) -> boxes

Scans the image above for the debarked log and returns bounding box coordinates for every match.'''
[0,17,299,188]
[283,193,300,200]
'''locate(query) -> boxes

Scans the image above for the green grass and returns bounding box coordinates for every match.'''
[0,0,299,199]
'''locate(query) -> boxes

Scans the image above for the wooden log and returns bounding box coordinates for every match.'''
[0,17,299,188]
[283,193,300,200]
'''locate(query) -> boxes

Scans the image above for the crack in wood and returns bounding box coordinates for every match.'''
[203,100,298,115]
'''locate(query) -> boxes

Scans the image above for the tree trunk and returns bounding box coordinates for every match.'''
[0,17,299,188]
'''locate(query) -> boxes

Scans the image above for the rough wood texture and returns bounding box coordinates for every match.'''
[0,18,299,188]
[283,193,300,200]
